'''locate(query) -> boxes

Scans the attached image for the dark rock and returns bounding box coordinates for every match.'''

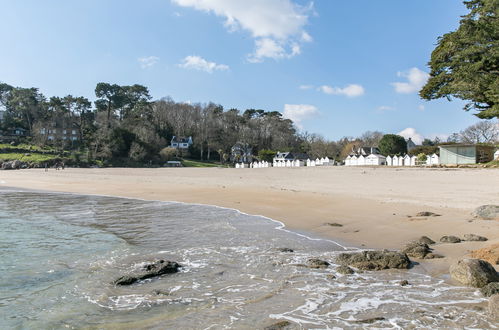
[325,222,343,227]
[326,274,336,280]
[449,258,499,288]
[440,236,461,243]
[400,280,409,286]
[416,211,441,217]
[114,260,181,286]
[336,265,354,275]
[480,282,499,297]
[402,241,431,259]
[277,248,294,253]
[353,317,385,324]
[472,205,499,220]
[424,253,444,259]
[489,294,499,320]
[418,236,436,245]
[264,320,294,330]
[307,258,330,269]
[463,234,488,242]
[335,250,411,271]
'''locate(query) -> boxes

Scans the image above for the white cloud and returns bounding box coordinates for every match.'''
[377,105,395,112]
[282,104,318,128]
[299,84,314,90]
[171,0,313,62]
[397,127,424,145]
[138,56,159,69]
[178,55,229,73]
[392,67,429,94]
[418,104,425,111]
[318,84,365,97]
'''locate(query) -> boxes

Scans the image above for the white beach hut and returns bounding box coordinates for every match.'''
[345,155,351,166]
[392,156,399,166]
[366,153,386,166]
[357,155,366,166]
[403,155,412,166]
[350,155,358,166]
[386,155,393,166]
[410,155,417,166]
[323,157,330,166]
[314,158,321,166]
[430,153,439,165]
[398,156,404,166]
[495,149,499,160]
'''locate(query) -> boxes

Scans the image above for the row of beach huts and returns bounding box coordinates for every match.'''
[236,157,333,168]
[345,153,440,166]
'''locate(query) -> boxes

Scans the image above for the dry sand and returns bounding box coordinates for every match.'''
[1,166,498,278]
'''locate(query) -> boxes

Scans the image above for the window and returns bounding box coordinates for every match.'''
[63,130,67,134]
[72,130,76,135]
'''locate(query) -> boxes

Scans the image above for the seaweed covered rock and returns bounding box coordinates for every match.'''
[440,236,461,243]
[480,282,499,297]
[335,250,411,271]
[418,236,436,245]
[114,260,181,286]
[449,258,499,288]
[336,265,355,275]
[463,234,488,242]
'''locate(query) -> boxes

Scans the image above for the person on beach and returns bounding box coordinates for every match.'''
[44,163,48,172]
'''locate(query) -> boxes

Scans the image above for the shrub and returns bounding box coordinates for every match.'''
[159,147,178,161]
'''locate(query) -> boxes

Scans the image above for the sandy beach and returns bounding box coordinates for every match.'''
[1,166,498,278]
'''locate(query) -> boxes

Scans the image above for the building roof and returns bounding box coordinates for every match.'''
[171,136,192,143]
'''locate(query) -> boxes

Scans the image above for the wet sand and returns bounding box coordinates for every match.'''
[1,166,498,277]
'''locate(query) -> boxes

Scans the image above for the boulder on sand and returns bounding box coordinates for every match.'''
[335,250,411,271]
[402,241,431,259]
[114,260,181,286]
[472,205,499,220]
[418,236,436,245]
[415,211,441,217]
[440,236,461,243]
[463,234,488,242]
[449,258,499,288]
[480,282,499,297]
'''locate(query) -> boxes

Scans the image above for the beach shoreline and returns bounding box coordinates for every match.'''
[1,166,498,278]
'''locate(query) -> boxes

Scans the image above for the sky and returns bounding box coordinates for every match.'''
[0,0,487,143]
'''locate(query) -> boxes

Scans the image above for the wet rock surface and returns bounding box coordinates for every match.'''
[336,265,354,275]
[307,258,330,269]
[402,241,431,259]
[114,260,181,286]
[449,258,499,288]
[264,320,295,330]
[418,236,436,245]
[488,294,499,320]
[480,282,499,297]
[335,250,411,271]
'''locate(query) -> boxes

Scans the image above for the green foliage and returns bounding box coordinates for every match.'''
[420,0,499,119]
[378,134,407,155]
[408,145,439,156]
[258,149,276,162]
[159,147,177,161]
[417,153,428,162]
[181,159,224,167]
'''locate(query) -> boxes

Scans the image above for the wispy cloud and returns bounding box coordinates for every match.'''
[392,67,429,94]
[282,104,318,129]
[178,55,229,73]
[138,56,159,69]
[318,84,365,97]
[377,105,395,112]
[171,0,313,63]
[299,84,314,90]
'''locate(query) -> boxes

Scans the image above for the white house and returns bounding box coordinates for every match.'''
[494,149,499,160]
[366,154,387,166]
[171,136,193,149]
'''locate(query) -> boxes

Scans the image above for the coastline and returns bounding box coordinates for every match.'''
[1,166,498,278]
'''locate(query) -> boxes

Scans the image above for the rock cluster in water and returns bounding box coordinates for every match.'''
[335,250,411,271]
[114,260,181,286]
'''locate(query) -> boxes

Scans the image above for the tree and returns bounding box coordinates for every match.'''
[258,149,276,162]
[378,134,407,155]
[359,131,384,146]
[95,83,124,127]
[459,120,499,143]
[420,0,499,119]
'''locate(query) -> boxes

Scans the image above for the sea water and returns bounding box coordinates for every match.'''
[0,189,494,329]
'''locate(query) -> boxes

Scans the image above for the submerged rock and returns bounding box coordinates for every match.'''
[114,260,181,286]
[400,280,410,286]
[463,234,488,242]
[336,265,354,275]
[424,253,444,259]
[353,317,385,324]
[449,258,499,288]
[402,241,431,259]
[264,320,295,330]
[335,250,411,271]
[418,236,436,245]
[307,258,330,269]
[277,248,294,253]
[440,236,461,243]
[472,205,499,220]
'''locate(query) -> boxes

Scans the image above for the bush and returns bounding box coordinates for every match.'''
[258,149,276,162]
[159,147,177,161]
[378,134,407,155]
[129,142,147,162]
[417,153,427,162]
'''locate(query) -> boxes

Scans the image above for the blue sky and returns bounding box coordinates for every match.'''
[0,0,485,142]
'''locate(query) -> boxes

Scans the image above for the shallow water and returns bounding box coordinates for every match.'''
[0,189,494,329]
